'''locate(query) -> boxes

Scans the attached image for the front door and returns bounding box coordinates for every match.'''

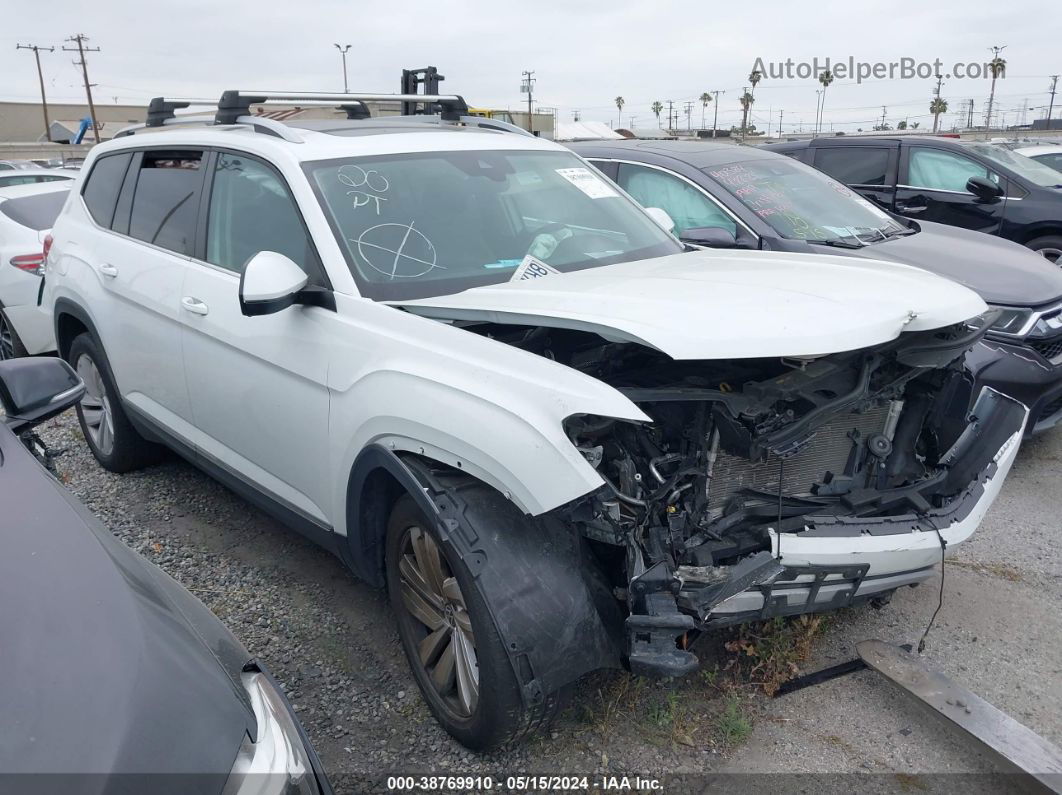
[179,149,334,526]
[895,145,1006,235]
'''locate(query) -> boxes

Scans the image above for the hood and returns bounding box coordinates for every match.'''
[397,249,986,360]
[841,221,1062,307]
[0,426,254,780]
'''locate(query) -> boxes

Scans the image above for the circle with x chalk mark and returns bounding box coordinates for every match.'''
[354,221,442,279]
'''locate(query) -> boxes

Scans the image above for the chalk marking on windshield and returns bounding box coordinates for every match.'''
[352,221,443,280]
[338,165,390,215]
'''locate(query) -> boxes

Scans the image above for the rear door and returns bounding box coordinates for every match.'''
[88,148,202,429]
[179,149,333,526]
[809,144,898,211]
[895,144,1006,234]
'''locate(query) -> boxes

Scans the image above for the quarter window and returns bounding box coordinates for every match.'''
[907,147,997,193]
[205,152,321,277]
[128,151,204,255]
[616,163,736,237]
[81,153,132,229]
[814,147,889,186]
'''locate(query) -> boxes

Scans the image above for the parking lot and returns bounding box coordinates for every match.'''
[37,409,1061,792]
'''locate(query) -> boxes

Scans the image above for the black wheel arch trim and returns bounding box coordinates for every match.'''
[347,445,625,706]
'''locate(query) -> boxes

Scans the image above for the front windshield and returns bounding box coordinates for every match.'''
[965,143,1062,187]
[704,158,905,246]
[306,149,682,300]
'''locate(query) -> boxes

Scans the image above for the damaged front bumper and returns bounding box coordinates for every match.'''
[627,387,1027,677]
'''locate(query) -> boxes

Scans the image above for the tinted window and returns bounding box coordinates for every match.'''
[616,163,736,237]
[82,153,132,228]
[907,147,995,192]
[1032,152,1062,174]
[0,174,39,187]
[206,152,320,277]
[814,147,889,185]
[128,151,203,255]
[0,189,70,231]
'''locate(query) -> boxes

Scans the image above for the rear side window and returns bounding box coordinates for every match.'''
[814,147,890,186]
[128,151,204,255]
[82,153,132,228]
[0,189,70,231]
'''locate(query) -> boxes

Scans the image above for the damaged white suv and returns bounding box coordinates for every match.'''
[43,92,1027,750]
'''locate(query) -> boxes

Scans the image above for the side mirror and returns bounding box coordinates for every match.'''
[681,226,738,248]
[644,207,676,233]
[239,251,309,317]
[966,175,1004,200]
[0,358,84,433]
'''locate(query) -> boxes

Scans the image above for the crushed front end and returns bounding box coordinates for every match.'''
[546,316,1028,678]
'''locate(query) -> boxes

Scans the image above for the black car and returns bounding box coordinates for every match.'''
[0,357,331,795]
[570,139,1062,435]
[763,135,1062,264]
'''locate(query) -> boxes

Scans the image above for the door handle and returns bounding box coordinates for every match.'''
[181,296,209,316]
[99,263,119,277]
[895,199,927,215]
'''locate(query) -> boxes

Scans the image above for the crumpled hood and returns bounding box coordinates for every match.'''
[840,221,1062,307]
[397,249,987,359]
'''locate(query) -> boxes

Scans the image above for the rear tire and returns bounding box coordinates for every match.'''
[1027,234,1062,265]
[0,309,28,360]
[385,492,558,750]
[67,332,161,472]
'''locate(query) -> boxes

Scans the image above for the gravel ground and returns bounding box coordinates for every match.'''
[35,411,1061,794]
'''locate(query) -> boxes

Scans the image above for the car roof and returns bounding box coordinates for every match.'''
[92,121,565,164]
[570,139,780,168]
[0,180,73,202]
[1016,144,1062,156]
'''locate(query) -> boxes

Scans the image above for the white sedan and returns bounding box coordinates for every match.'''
[0,182,70,359]
[1015,144,1062,174]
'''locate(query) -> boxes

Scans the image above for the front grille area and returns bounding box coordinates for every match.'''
[1030,337,1062,363]
[708,405,891,506]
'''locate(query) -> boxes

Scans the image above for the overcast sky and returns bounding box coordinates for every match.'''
[3,0,1059,133]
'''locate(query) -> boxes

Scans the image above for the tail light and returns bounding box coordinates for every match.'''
[10,252,46,275]
[42,233,53,261]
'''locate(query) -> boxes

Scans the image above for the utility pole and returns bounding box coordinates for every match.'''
[666,100,674,131]
[16,43,55,142]
[683,101,693,131]
[777,109,784,138]
[967,98,975,129]
[521,70,535,133]
[62,34,101,144]
[333,44,351,92]
[880,106,887,130]
[711,90,724,138]
[1048,75,1059,130]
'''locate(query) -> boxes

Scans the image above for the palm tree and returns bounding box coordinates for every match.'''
[748,69,762,98]
[985,46,1007,134]
[930,96,949,133]
[615,96,625,128]
[651,101,664,127]
[699,92,712,129]
[816,69,834,135]
[739,89,755,140]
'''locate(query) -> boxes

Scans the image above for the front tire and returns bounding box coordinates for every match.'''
[386,493,549,750]
[1027,234,1062,265]
[0,309,27,360]
[67,332,160,472]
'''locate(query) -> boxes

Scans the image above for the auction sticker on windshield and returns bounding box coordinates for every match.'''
[511,255,561,281]
[556,167,618,199]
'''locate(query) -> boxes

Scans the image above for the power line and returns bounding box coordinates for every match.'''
[61,33,101,143]
[16,43,55,141]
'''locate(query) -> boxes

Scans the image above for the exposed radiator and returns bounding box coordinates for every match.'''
[708,405,891,505]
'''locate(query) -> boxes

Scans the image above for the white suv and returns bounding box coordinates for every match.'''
[43,91,1027,750]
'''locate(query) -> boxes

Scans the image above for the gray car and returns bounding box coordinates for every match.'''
[0,357,332,795]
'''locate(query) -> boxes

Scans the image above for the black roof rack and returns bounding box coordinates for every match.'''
[145,98,191,127]
[214,90,469,125]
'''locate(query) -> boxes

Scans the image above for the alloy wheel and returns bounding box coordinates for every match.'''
[76,353,115,456]
[1037,246,1062,265]
[0,313,14,360]
[398,525,479,717]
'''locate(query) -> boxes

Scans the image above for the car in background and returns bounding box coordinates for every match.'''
[0,159,39,171]
[764,135,1062,264]
[0,168,75,188]
[572,139,1062,436]
[0,356,332,795]
[1015,144,1062,175]
[0,182,70,359]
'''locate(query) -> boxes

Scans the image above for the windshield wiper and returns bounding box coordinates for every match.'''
[807,238,865,249]
[881,226,917,239]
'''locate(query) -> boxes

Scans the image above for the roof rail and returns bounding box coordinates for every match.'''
[215,90,470,125]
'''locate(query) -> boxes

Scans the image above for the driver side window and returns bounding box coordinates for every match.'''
[907,148,998,193]
[206,152,323,282]
[616,163,736,237]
